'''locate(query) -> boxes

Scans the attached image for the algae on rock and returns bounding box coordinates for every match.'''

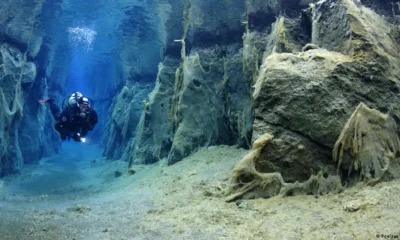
[130,57,180,165]
[167,49,232,164]
[333,103,400,185]
[227,0,400,200]
[226,133,342,202]
[0,44,35,176]
[167,44,253,164]
[228,102,400,201]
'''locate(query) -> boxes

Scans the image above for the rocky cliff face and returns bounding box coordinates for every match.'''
[129,43,254,165]
[107,0,400,172]
[0,0,61,177]
[1,0,399,189]
[105,0,400,198]
[110,0,254,164]
[118,0,317,165]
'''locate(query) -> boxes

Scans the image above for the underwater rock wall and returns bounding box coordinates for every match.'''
[122,0,319,165]
[0,0,45,59]
[110,0,317,164]
[0,0,59,176]
[103,83,154,160]
[102,0,169,158]
[129,57,180,164]
[126,0,259,165]
[165,44,253,165]
[0,44,30,176]
[110,0,253,163]
[103,0,400,183]
[130,44,254,165]
[0,43,56,176]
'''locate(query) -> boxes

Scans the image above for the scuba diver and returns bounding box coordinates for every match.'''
[39,92,98,142]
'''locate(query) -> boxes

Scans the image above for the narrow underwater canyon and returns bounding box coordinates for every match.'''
[1,0,400,239]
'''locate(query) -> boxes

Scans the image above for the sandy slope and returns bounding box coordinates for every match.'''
[0,143,399,240]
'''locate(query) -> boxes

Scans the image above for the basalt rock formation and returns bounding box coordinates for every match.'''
[1,0,399,192]
[227,0,400,200]
[122,0,317,165]
[110,0,400,187]
[0,0,61,177]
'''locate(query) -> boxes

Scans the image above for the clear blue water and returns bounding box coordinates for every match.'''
[39,0,162,98]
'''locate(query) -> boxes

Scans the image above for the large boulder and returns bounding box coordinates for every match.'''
[227,0,400,199]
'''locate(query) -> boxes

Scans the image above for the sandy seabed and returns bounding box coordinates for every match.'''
[0,143,399,240]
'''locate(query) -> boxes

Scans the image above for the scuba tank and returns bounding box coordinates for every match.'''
[61,92,95,109]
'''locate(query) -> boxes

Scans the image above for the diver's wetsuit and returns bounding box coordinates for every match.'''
[49,101,98,141]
